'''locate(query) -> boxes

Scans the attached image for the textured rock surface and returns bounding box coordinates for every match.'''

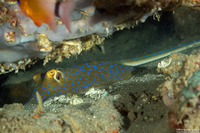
[0,0,183,74]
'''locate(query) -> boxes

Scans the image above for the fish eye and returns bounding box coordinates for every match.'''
[17,0,20,4]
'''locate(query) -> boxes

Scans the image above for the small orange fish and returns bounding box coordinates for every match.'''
[17,0,75,32]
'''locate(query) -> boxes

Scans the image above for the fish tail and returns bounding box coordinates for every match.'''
[113,40,200,66]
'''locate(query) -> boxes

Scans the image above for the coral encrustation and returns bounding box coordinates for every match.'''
[0,0,184,74]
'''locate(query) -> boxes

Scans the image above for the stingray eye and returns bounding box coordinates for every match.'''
[49,70,55,75]
[50,71,53,74]
[47,69,56,78]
